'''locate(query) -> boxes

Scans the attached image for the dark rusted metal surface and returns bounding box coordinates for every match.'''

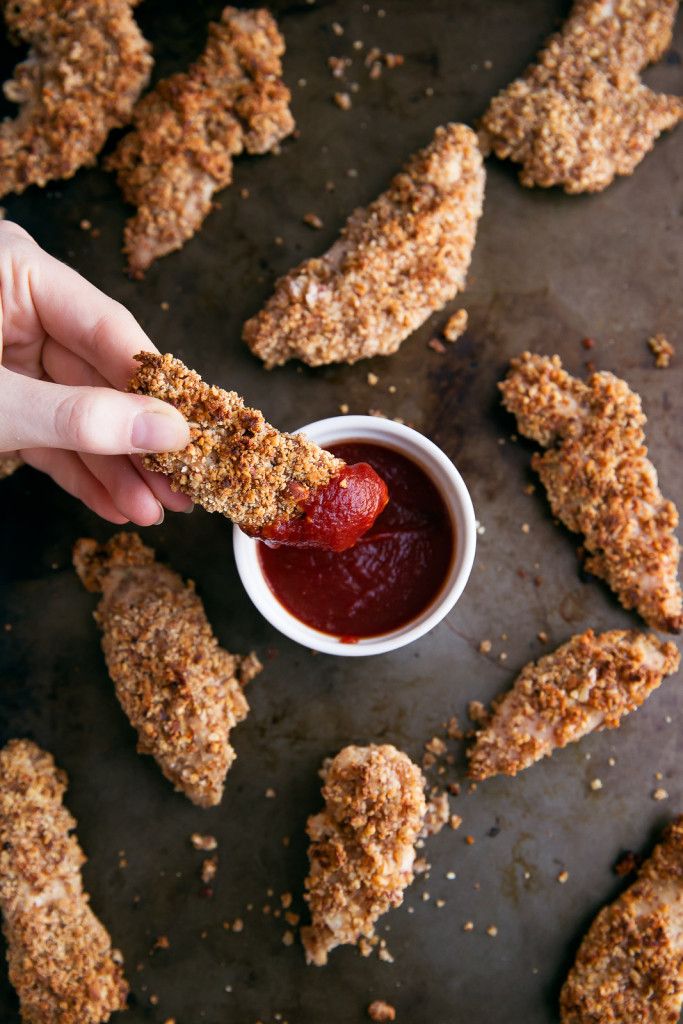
[1,2,682,1022]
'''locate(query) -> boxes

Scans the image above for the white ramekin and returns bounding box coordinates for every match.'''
[233,415,476,656]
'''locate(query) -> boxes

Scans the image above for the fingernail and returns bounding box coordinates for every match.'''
[132,411,187,453]
[182,502,194,514]
[155,502,165,526]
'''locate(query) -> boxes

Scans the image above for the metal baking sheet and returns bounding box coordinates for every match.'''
[1,1,682,1021]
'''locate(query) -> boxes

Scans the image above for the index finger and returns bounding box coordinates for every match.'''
[0,222,157,389]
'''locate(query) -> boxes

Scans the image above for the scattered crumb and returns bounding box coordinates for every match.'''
[368,999,395,1024]
[463,920,474,931]
[648,333,674,368]
[428,337,447,354]
[450,815,462,831]
[521,523,530,534]
[79,218,92,231]
[478,640,492,654]
[232,918,244,932]
[331,21,344,36]
[303,213,323,230]
[443,308,468,342]
[537,631,549,643]
[191,833,218,852]
[486,925,498,937]
[423,792,450,836]
[200,856,218,885]
[557,870,569,884]
[653,787,669,801]
[334,91,352,110]
[524,483,536,495]
[367,372,379,386]
[589,778,603,791]
[425,736,447,756]
[581,337,595,350]
[339,403,350,414]
[465,834,475,846]
[282,930,295,946]
[378,945,394,964]
[468,700,488,725]
[435,899,446,909]
[614,850,643,876]
[153,935,170,951]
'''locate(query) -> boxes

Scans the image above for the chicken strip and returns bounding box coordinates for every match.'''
[467,629,679,781]
[243,122,485,368]
[0,739,128,1024]
[106,6,294,277]
[0,0,151,197]
[500,352,683,632]
[561,816,683,1024]
[73,531,261,808]
[301,744,426,966]
[479,0,683,194]
[128,352,388,549]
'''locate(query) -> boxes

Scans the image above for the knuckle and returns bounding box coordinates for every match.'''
[56,393,104,452]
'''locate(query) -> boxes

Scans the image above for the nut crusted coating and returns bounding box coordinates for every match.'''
[128,352,343,532]
[479,0,683,194]
[468,629,679,781]
[0,739,128,1024]
[0,0,152,198]
[561,816,683,1024]
[243,123,485,367]
[500,352,683,632]
[73,532,261,808]
[106,6,294,276]
[301,744,427,966]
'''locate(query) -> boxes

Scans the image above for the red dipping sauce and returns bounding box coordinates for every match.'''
[258,442,455,640]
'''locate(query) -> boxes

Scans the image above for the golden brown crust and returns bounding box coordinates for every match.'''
[479,0,683,193]
[500,352,683,632]
[468,629,680,780]
[301,744,426,966]
[561,816,683,1024]
[243,123,485,367]
[0,739,128,1023]
[0,0,152,197]
[106,5,294,276]
[73,532,261,808]
[128,352,343,532]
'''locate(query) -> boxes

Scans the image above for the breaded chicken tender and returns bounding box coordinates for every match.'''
[468,629,679,781]
[500,352,683,632]
[0,0,152,197]
[479,0,683,193]
[561,816,683,1024]
[106,6,294,276]
[128,352,388,549]
[0,739,128,1024]
[243,123,485,367]
[73,532,261,808]
[301,744,426,966]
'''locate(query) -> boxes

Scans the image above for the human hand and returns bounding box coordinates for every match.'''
[0,221,191,525]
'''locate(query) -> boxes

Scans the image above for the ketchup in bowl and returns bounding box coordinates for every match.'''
[258,441,455,640]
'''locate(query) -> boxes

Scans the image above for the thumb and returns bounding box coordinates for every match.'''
[0,366,190,455]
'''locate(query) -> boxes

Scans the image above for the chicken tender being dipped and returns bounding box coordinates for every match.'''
[128,352,388,551]
[500,352,683,633]
[0,0,152,197]
[479,0,683,193]
[243,123,485,367]
[0,739,128,1024]
[561,816,683,1024]
[73,532,261,807]
[468,629,680,781]
[106,6,294,276]
[301,744,426,966]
